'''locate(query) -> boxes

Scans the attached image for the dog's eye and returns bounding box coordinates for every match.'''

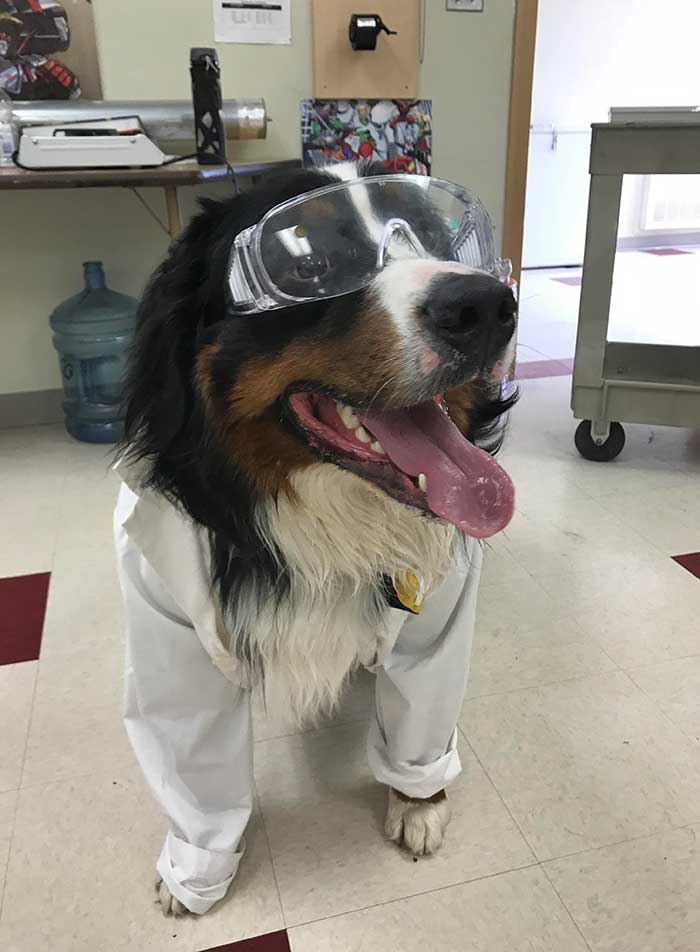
[294,253,331,281]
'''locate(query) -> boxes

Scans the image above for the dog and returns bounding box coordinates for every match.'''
[115,162,517,916]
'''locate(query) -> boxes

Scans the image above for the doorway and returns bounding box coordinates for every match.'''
[506,0,700,376]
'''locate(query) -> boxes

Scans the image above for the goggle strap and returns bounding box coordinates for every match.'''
[230,226,267,310]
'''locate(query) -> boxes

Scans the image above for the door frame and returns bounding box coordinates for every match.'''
[502,0,538,287]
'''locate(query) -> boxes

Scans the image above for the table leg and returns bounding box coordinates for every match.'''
[164,185,183,238]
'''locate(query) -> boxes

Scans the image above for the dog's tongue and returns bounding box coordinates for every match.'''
[357,402,514,537]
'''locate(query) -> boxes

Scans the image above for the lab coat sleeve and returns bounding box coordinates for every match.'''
[367,538,483,799]
[114,496,254,915]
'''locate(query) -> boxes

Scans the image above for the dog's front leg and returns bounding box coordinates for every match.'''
[115,498,253,918]
[385,787,451,855]
[369,544,483,858]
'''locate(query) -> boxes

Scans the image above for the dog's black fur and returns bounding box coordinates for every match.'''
[120,168,517,625]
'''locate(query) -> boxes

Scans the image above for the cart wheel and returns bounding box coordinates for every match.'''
[574,420,625,462]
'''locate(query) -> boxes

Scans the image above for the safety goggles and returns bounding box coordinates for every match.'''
[228,175,498,313]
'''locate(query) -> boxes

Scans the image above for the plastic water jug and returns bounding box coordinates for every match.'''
[50,261,138,443]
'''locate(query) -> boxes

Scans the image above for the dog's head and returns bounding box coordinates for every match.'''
[123,166,517,544]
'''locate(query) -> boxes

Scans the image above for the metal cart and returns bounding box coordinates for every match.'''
[571,111,700,461]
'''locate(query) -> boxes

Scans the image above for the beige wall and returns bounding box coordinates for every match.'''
[1,0,514,396]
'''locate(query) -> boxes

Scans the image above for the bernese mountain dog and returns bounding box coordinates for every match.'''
[116,162,517,915]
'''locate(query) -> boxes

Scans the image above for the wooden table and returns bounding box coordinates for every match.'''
[0,158,301,237]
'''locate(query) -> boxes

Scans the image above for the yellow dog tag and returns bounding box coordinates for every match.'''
[393,570,427,614]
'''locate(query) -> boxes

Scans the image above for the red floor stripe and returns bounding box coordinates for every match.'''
[0,572,51,666]
[199,930,291,952]
[642,247,692,256]
[673,552,700,580]
[515,359,573,380]
[553,275,582,286]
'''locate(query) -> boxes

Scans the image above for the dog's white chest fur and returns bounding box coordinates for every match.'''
[225,464,458,722]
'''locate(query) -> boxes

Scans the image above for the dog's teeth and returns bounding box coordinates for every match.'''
[355,426,372,443]
[418,473,428,492]
[339,405,359,429]
[370,440,385,455]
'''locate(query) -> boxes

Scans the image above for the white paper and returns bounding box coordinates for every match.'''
[213,0,291,45]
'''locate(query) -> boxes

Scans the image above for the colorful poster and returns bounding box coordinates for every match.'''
[0,0,101,101]
[301,99,432,175]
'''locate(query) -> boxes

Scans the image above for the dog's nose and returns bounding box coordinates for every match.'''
[421,272,517,363]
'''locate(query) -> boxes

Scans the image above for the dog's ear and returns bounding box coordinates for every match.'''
[444,381,518,455]
[468,385,519,455]
[121,200,229,464]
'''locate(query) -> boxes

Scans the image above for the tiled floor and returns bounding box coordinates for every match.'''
[517,245,700,374]
[0,373,699,951]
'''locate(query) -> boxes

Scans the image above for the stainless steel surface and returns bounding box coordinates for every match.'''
[12,99,267,141]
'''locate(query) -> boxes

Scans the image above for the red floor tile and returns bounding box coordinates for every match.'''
[553,275,582,286]
[0,572,50,666]
[515,359,573,380]
[199,931,291,952]
[642,248,692,256]
[673,552,700,580]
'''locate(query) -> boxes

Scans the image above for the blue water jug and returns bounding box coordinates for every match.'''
[50,261,138,444]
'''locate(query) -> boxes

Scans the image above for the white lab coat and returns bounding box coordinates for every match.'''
[113,470,482,915]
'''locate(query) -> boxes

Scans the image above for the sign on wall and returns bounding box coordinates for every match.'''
[213,0,291,45]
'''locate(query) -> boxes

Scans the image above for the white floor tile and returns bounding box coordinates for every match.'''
[608,250,700,347]
[628,657,700,744]
[596,483,700,555]
[479,542,533,588]
[575,603,700,670]
[0,426,80,576]
[0,500,58,578]
[462,671,700,861]
[533,544,700,616]
[0,789,16,916]
[0,768,283,952]
[498,497,664,589]
[520,250,700,354]
[475,574,565,638]
[538,558,700,668]
[0,839,9,918]
[0,663,36,794]
[519,318,578,361]
[255,722,533,927]
[289,866,588,952]
[0,790,17,843]
[467,615,617,698]
[53,467,120,554]
[546,825,700,952]
[22,641,131,788]
[38,542,123,659]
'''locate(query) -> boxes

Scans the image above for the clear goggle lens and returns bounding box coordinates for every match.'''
[229,176,496,313]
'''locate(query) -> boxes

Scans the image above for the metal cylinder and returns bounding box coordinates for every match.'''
[11,99,267,141]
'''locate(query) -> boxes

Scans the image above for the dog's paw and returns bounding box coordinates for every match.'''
[155,878,189,917]
[384,787,451,856]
